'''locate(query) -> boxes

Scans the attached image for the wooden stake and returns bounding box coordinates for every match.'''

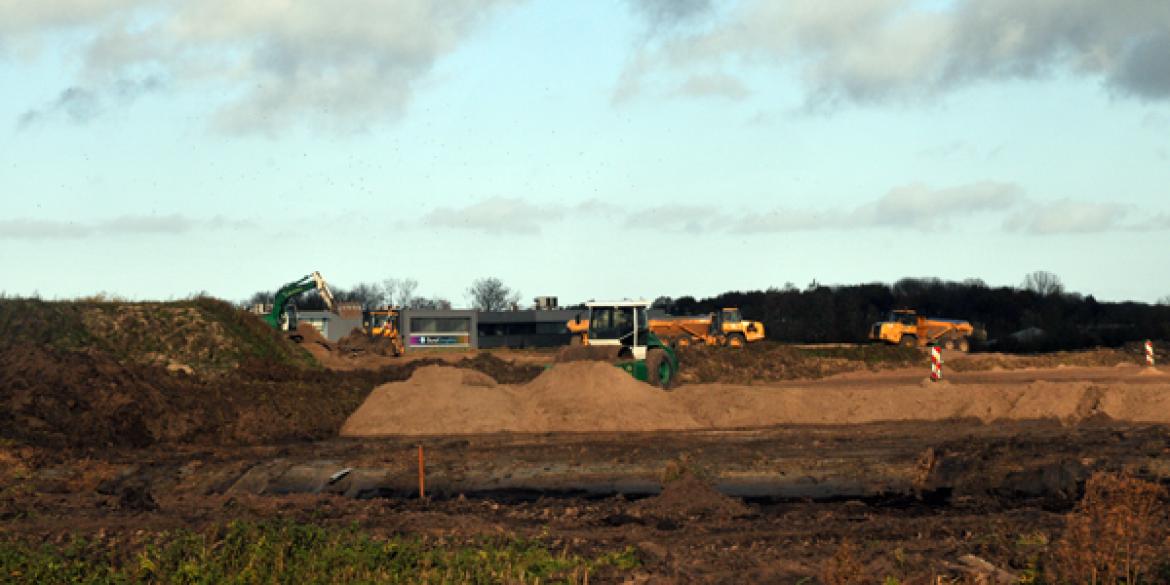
[417,444,426,500]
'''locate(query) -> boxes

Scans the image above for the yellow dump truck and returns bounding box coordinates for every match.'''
[649,308,766,348]
[869,309,973,352]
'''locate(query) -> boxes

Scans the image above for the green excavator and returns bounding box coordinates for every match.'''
[262,271,337,342]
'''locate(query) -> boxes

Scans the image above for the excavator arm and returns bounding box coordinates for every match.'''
[262,271,337,329]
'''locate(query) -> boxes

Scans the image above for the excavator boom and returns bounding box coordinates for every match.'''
[261,271,337,330]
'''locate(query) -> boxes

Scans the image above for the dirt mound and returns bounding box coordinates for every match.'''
[517,362,700,432]
[633,473,749,520]
[0,297,315,373]
[950,348,1135,372]
[341,367,517,436]
[291,323,332,350]
[336,329,398,357]
[342,362,703,436]
[342,363,1170,436]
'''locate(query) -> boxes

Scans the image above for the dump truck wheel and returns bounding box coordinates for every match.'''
[727,333,746,348]
[957,338,971,353]
[899,335,917,348]
[646,349,675,390]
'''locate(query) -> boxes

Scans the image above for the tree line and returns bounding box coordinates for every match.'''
[655,271,1170,352]
[245,276,521,312]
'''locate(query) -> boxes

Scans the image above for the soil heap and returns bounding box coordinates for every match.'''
[342,364,1170,436]
[632,473,750,520]
[341,362,704,436]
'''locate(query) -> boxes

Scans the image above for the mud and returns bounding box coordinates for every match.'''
[335,328,397,356]
[4,422,1170,581]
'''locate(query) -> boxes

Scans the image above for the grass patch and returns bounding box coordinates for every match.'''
[0,520,638,584]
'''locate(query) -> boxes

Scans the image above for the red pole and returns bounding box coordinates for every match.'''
[417,444,426,500]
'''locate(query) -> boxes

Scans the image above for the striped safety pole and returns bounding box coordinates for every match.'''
[1147,340,1156,367]
[930,346,943,382]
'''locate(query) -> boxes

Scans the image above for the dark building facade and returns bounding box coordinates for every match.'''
[476,309,580,349]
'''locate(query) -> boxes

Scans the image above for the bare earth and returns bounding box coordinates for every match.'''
[5,349,1170,582]
[343,362,1170,436]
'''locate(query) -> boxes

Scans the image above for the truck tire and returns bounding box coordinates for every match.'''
[646,349,676,390]
[899,335,917,348]
[957,337,970,353]
[727,333,747,348]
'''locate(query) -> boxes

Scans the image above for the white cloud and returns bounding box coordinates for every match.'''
[737,181,1022,232]
[619,0,1170,108]
[1005,200,1132,234]
[4,0,518,134]
[422,197,563,235]
[673,73,750,100]
[413,185,1170,237]
[0,214,253,239]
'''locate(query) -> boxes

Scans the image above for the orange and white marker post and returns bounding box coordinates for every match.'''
[930,346,943,382]
[1147,341,1156,367]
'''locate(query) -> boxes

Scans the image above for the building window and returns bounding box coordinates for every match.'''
[411,317,471,333]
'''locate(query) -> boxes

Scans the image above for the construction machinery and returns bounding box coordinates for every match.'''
[261,271,336,342]
[558,300,679,389]
[869,309,974,352]
[649,308,766,348]
[361,307,405,357]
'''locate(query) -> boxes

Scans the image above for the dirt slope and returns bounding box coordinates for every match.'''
[0,298,542,448]
[342,364,1170,436]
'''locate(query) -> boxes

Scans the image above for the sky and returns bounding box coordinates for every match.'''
[2,0,1169,306]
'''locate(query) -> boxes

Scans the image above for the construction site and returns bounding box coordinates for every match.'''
[3,278,1170,584]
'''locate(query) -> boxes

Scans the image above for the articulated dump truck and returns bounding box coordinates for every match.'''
[870,309,974,352]
[649,308,766,348]
[568,307,765,348]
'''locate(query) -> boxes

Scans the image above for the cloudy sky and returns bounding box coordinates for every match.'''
[2,0,1169,304]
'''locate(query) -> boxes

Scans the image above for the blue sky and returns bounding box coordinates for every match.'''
[2,0,1169,305]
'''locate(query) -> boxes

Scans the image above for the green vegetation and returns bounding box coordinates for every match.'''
[0,520,639,584]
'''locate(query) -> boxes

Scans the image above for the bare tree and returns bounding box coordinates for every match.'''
[380,279,398,307]
[467,277,520,311]
[1022,271,1064,297]
[397,278,419,308]
[1158,295,1170,306]
[340,282,385,308]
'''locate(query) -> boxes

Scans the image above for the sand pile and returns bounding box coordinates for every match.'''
[340,365,1170,436]
[341,363,702,436]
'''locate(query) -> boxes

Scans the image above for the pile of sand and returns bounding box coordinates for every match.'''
[341,363,702,436]
[340,364,1170,437]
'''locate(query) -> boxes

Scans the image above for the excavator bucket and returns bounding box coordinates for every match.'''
[310,271,337,313]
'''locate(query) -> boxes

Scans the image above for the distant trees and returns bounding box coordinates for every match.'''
[467,277,520,311]
[1023,270,1064,297]
[665,276,1170,352]
[244,276,441,311]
